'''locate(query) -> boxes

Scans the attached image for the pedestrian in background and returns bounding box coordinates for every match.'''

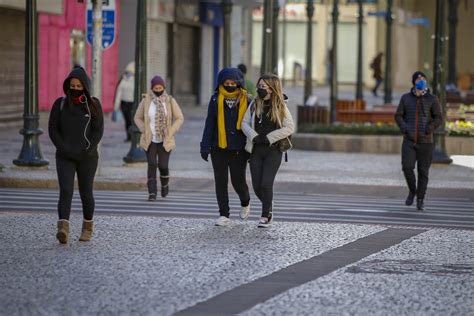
[48,66,104,244]
[395,71,442,211]
[237,63,256,98]
[113,61,135,142]
[370,52,383,97]
[200,68,251,227]
[242,74,294,228]
[134,75,184,201]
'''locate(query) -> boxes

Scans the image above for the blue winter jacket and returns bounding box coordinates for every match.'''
[200,93,249,153]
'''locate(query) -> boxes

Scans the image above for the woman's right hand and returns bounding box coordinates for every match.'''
[200,152,209,162]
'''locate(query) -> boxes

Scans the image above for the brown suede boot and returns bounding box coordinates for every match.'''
[56,219,69,244]
[79,220,94,241]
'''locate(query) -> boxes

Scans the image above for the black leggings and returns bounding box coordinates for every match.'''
[56,155,98,220]
[249,145,282,217]
[211,148,250,217]
[146,142,171,194]
[401,140,433,200]
[120,101,133,140]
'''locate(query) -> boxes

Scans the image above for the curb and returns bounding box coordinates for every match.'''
[1,176,472,200]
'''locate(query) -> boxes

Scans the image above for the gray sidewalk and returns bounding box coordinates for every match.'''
[1,86,473,193]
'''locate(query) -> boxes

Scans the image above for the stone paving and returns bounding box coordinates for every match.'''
[0,212,472,315]
[243,229,474,315]
[0,212,383,315]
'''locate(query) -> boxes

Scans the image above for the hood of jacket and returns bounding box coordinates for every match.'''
[215,67,245,90]
[63,66,91,95]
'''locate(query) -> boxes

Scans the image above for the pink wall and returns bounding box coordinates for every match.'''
[39,0,119,112]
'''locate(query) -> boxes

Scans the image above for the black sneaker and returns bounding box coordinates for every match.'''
[416,199,425,211]
[161,185,169,198]
[148,193,157,201]
[405,192,415,206]
[258,213,273,228]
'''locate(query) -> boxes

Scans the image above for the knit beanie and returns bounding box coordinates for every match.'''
[151,75,165,89]
[412,71,427,86]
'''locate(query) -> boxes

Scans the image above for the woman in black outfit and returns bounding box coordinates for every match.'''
[48,67,104,244]
[242,74,294,228]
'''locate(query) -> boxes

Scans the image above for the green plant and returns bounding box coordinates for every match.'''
[298,123,401,135]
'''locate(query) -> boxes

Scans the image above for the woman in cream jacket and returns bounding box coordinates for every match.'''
[242,74,294,228]
[134,75,184,201]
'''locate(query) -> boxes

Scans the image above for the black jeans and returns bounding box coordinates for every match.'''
[120,101,133,140]
[146,142,171,194]
[56,155,98,220]
[401,140,433,200]
[211,148,250,217]
[249,144,282,217]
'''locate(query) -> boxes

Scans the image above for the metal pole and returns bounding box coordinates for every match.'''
[124,0,147,163]
[222,0,233,68]
[447,0,460,89]
[432,0,452,164]
[355,0,364,100]
[383,0,393,104]
[272,0,280,74]
[13,0,48,167]
[91,0,102,99]
[304,0,314,105]
[261,0,274,75]
[330,0,339,124]
[91,0,103,174]
[281,0,287,85]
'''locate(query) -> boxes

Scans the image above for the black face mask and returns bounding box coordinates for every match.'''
[69,89,84,98]
[257,88,268,99]
[153,90,164,97]
[223,85,238,93]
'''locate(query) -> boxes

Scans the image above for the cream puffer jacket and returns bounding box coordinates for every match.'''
[134,91,184,152]
[241,100,294,154]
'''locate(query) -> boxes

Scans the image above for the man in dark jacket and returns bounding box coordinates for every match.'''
[395,71,443,211]
[370,52,383,96]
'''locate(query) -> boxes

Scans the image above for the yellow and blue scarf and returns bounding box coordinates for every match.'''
[217,85,248,149]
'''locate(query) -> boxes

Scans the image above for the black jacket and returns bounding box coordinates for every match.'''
[48,67,104,160]
[200,93,249,153]
[395,89,443,144]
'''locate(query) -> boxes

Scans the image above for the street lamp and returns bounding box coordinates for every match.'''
[123,0,147,163]
[272,0,280,74]
[13,0,49,167]
[261,0,274,75]
[383,0,393,105]
[222,0,233,68]
[355,0,364,100]
[304,0,314,105]
[432,0,452,164]
[329,0,339,124]
[447,0,460,90]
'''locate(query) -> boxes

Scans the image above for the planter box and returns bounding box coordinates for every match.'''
[293,133,474,155]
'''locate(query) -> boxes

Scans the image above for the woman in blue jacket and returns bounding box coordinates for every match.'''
[200,68,251,226]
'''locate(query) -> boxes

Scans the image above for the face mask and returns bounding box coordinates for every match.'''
[69,89,83,98]
[257,88,268,99]
[223,85,238,93]
[153,90,164,97]
[415,80,427,90]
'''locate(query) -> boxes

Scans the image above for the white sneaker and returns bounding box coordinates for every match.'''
[240,205,250,220]
[215,216,231,227]
[257,214,273,228]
